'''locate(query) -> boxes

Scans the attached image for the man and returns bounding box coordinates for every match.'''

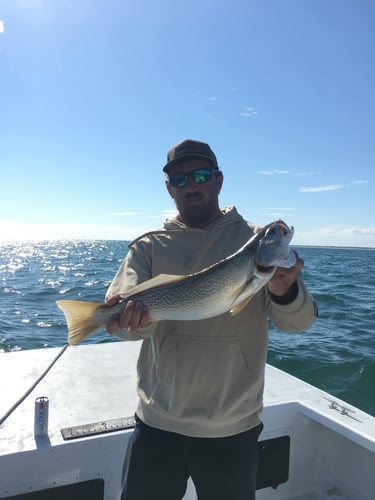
[106,139,317,500]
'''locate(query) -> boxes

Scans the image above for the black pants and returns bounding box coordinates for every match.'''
[121,415,263,500]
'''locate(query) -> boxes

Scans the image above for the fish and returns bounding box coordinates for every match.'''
[57,220,296,345]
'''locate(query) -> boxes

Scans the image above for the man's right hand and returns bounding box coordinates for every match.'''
[106,295,150,334]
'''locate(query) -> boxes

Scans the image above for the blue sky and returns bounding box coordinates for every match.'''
[0,0,374,247]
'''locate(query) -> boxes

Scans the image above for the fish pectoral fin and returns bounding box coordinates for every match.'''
[119,273,187,297]
[229,277,261,316]
[230,295,255,316]
[56,300,104,345]
[230,270,274,316]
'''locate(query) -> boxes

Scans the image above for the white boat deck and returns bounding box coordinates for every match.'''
[0,342,374,499]
[0,342,140,454]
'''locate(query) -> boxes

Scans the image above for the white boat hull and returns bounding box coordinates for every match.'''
[0,342,374,499]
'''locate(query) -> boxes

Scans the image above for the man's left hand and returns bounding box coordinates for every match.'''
[267,250,304,299]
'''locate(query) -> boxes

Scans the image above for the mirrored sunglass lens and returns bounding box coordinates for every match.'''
[169,168,213,187]
[170,174,188,187]
[193,169,212,183]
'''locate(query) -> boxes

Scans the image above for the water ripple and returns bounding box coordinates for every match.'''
[0,241,374,415]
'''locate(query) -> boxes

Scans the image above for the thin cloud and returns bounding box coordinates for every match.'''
[342,227,375,236]
[147,209,178,220]
[352,180,371,184]
[295,171,321,176]
[0,20,4,33]
[257,169,289,175]
[31,212,49,218]
[109,211,138,216]
[266,207,295,211]
[263,212,295,218]
[299,185,344,193]
[263,207,295,219]
[240,106,258,117]
[0,221,140,241]
[293,225,375,247]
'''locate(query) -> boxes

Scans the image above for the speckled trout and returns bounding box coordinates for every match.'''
[57,220,296,345]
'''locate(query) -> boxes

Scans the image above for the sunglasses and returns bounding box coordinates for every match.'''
[168,168,215,188]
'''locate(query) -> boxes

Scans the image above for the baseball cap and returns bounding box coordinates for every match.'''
[163,139,219,173]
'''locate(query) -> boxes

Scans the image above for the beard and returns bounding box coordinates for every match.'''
[177,193,220,228]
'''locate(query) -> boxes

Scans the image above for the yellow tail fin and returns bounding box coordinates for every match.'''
[56,300,104,345]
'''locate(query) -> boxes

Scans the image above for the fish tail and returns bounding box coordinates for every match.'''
[56,300,105,345]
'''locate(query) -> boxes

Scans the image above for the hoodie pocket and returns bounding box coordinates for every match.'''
[153,333,261,423]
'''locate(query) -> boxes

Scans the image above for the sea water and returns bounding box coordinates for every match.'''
[1,240,374,416]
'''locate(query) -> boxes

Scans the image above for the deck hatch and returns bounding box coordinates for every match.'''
[257,435,290,490]
[4,479,104,500]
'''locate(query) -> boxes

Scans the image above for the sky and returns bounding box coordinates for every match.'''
[0,0,374,247]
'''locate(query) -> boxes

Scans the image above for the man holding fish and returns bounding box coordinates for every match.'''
[105,140,317,499]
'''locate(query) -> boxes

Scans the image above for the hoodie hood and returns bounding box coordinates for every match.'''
[163,205,243,231]
[129,206,247,247]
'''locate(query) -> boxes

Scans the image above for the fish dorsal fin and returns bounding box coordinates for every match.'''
[230,295,255,316]
[119,273,187,298]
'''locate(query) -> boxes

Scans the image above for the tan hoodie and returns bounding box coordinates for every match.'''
[106,206,317,438]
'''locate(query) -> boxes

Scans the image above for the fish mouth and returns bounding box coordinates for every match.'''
[275,220,294,236]
[263,221,294,243]
[256,264,275,273]
[255,220,295,268]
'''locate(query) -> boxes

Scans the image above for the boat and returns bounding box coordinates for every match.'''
[0,341,374,499]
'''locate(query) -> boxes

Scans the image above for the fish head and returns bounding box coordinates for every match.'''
[256,220,296,268]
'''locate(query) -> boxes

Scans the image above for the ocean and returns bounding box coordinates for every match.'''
[1,240,374,416]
